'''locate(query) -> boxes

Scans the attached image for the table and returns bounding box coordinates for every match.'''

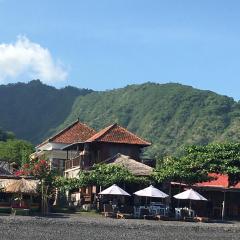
[175,208,195,219]
[134,206,150,218]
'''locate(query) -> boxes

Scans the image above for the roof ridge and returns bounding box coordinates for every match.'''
[49,119,79,141]
[86,123,151,146]
[86,123,117,142]
[117,124,151,145]
[101,152,127,164]
[37,119,94,147]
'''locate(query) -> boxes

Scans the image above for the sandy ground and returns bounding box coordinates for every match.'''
[0,214,239,240]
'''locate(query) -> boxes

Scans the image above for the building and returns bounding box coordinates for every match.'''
[31,119,96,175]
[64,123,151,178]
[63,123,151,205]
[0,161,39,212]
[171,173,240,219]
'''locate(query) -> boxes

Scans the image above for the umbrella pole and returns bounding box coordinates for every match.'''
[189,200,192,209]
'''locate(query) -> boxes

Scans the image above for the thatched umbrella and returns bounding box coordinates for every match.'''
[5,178,38,195]
[5,178,39,207]
[106,154,153,176]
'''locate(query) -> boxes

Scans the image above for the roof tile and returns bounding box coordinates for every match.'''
[38,120,96,146]
[86,123,151,146]
[196,173,240,189]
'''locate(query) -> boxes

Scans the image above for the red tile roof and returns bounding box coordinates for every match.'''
[37,120,96,147]
[86,123,151,146]
[196,173,240,189]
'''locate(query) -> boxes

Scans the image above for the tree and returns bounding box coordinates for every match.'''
[0,128,15,141]
[183,143,240,186]
[154,143,240,187]
[55,164,150,191]
[0,139,34,166]
[153,155,210,186]
[15,158,56,215]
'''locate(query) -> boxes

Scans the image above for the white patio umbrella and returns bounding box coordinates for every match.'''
[98,184,131,196]
[134,185,169,198]
[134,185,169,205]
[174,188,207,208]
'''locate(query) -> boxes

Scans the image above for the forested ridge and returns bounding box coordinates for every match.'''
[0,80,92,143]
[1,80,240,158]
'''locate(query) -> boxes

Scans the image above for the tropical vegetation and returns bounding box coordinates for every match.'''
[0,80,92,143]
[16,157,56,215]
[55,164,150,191]
[154,143,240,187]
[0,128,34,166]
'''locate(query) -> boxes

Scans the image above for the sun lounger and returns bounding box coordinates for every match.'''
[194,216,210,223]
[102,212,116,218]
[143,214,155,220]
[183,216,197,222]
[116,213,133,219]
[155,215,169,221]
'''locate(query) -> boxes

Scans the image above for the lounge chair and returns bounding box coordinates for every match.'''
[155,214,170,221]
[194,216,210,223]
[116,213,133,219]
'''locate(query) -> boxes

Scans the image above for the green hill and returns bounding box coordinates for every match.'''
[58,82,240,158]
[1,80,240,158]
[0,80,92,143]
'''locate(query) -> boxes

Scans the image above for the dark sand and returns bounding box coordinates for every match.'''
[0,214,239,240]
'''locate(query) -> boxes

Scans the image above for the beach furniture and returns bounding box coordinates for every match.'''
[174,189,207,220]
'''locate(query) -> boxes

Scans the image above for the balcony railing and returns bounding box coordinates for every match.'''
[65,155,81,170]
[65,155,91,170]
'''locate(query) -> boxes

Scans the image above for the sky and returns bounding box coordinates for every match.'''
[0,0,240,99]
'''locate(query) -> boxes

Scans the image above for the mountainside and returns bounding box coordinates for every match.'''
[0,80,92,143]
[1,80,240,158]
[58,83,240,158]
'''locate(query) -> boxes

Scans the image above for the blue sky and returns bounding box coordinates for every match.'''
[0,0,240,99]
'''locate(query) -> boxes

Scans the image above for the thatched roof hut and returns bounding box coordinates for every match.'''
[4,178,39,194]
[105,153,153,176]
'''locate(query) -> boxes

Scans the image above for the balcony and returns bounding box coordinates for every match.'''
[65,155,91,170]
[65,155,81,170]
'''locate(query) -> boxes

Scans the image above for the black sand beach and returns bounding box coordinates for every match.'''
[0,214,239,240]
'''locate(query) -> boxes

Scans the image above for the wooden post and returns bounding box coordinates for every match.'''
[168,182,172,204]
[222,191,226,221]
[177,183,181,207]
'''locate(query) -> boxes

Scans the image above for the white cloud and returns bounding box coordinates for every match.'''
[0,36,68,83]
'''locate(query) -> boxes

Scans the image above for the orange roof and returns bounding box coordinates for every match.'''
[196,173,240,189]
[86,123,151,146]
[37,120,96,146]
